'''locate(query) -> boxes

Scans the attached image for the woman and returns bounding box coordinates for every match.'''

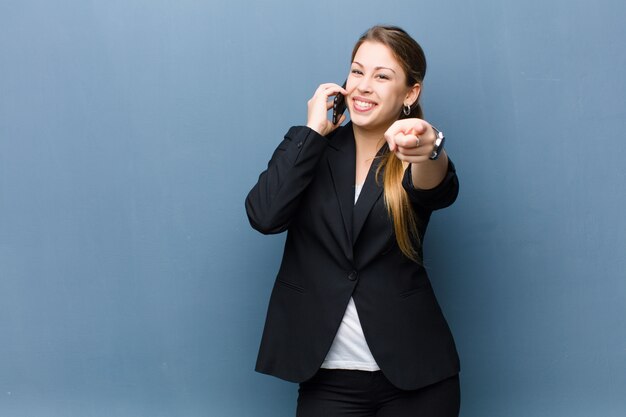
[246,25,460,417]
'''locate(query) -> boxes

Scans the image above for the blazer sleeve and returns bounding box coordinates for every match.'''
[401,158,459,211]
[245,126,329,234]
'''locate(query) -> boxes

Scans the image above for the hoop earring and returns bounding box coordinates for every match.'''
[403,104,411,116]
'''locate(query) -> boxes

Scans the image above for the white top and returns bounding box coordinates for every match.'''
[320,184,380,371]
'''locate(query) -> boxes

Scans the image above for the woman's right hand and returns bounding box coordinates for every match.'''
[306,83,348,137]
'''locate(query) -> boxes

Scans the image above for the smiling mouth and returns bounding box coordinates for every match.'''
[353,98,377,112]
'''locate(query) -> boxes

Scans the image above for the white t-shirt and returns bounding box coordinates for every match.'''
[320,184,380,371]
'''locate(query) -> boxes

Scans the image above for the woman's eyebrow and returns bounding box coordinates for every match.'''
[352,61,396,74]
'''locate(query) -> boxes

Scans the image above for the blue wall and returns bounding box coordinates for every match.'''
[1,1,624,416]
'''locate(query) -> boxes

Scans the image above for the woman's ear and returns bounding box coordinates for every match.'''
[406,83,421,107]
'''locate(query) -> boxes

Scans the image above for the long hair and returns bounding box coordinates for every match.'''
[351,26,427,262]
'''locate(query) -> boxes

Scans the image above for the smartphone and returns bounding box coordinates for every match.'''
[332,80,347,125]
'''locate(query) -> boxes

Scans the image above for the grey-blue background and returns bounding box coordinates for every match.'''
[1,0,624,416]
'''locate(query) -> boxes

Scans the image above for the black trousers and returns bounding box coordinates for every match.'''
[296,369,460,417]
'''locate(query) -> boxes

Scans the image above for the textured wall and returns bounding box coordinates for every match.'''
[1,0,624,416]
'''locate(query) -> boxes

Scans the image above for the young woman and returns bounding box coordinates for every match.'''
[246,25,461,417]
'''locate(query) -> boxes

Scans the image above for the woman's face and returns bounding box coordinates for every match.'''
[346,41,419,133]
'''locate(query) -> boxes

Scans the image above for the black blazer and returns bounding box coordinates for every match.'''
[245,123,460,390]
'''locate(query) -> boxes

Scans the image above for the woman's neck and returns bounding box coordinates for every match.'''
[353,124,388,185]
[353,124,386,156]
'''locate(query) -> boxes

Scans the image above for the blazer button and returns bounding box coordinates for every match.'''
[297,141,303,148]
[347,271,358,281]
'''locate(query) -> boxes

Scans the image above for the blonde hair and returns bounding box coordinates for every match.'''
[352,26,427,262]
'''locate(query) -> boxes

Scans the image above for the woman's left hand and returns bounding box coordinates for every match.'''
[384,118,438,164]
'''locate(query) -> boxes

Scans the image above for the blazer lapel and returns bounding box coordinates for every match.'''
[352,144,387,244]
[327,125,388,253]
[327,126,356,259]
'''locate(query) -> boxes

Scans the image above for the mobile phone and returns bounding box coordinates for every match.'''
[332,80,347,125]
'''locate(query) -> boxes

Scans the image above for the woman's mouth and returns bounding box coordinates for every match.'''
[353,98,377,112]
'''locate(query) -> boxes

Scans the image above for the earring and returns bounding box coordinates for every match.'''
[403,104,411,116]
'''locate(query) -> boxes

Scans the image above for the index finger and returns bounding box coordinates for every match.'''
[385,119,417,136]
[316,83,347,96]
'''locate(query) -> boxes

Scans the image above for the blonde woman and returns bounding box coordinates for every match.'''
[246,25,460,417]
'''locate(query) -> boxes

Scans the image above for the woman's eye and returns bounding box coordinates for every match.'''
[376,74,390,80]
[351,69,363,75]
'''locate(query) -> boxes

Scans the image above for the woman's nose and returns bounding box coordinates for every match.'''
[356,77,373,94]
